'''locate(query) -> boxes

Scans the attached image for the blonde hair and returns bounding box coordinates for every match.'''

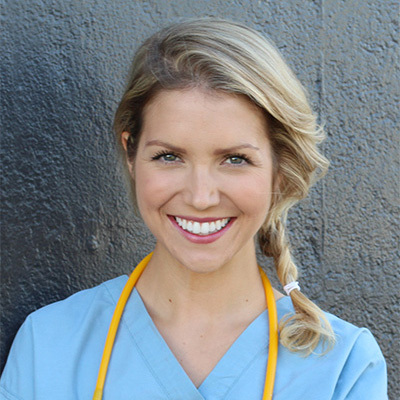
[114,18,335,354]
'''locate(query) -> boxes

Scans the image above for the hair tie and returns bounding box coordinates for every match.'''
[283,281,300,296]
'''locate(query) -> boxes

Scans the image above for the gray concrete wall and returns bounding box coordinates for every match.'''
[2,0,399,397]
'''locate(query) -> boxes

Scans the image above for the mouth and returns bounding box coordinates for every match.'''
[174,216,231,236]
[168,215,235,244]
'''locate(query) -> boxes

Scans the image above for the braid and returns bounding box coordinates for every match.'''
[259,218,335,355]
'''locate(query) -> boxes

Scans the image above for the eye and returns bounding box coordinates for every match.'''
[152,151,181,163]
[161,153,178,162]
[224,154,251,165]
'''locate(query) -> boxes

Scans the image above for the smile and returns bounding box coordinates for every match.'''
[174,217,231,236]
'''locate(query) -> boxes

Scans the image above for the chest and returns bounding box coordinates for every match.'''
[154,318,250,387]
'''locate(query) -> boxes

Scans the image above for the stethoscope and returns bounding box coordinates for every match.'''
[92,253,278,400]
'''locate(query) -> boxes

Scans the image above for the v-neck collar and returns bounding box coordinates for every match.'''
[122,287,270,399]
[198,305,269,399]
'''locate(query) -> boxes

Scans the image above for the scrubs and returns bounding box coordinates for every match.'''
[0,275,388,399]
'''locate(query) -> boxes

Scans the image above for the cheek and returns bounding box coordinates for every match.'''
[230,172,273,215]
[134,167,180,212]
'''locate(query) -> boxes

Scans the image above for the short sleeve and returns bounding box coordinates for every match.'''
[0,387,20,400]
[0,316,35,400]
[333,328,388,400]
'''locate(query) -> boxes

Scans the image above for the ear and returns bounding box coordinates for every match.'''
[121,131,130,152]
[121,131,135,178]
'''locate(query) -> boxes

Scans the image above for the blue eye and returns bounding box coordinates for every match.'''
[161,154,177,162]
[227,156,244,164]
[152,151,181,162]
[225,154,250,165]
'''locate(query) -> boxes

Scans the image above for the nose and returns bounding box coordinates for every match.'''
[183,166,220,210]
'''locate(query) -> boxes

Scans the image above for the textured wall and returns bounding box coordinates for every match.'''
[2,0,399,397]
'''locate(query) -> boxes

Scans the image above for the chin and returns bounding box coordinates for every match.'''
[170,247,238,275]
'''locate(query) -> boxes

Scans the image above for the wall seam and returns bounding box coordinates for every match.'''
[320,0,327,273]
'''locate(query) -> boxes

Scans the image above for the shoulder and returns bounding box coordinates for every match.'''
[25,275,128,328]
[276,295,385,360]
[4,275,129,349]
[276,295,382,348]
[325,312,387,399]
[0,275,129,398]
[275,296,388,399]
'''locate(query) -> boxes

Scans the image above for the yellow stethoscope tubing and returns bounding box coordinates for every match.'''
[92,252,153,400]
[259,266,279,400]
[93,253,278,400]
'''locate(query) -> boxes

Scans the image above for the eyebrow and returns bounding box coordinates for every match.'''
[145,140,187,153]
[144,140,260,154]
[213,144,260,155]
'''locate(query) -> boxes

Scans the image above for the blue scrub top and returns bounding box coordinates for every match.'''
[0,275,388,399]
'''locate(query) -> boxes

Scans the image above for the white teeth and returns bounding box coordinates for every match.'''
[201,222,210,234]
[174,217,230,235]
[193,222,201,234]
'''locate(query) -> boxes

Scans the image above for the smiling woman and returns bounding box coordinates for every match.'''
[124,89,274,273]
[0,18,387,400]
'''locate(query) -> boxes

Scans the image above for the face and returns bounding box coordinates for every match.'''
[124,88,276,274]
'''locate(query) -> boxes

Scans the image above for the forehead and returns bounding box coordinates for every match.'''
[144,87,264,117]
[140,88,270,147]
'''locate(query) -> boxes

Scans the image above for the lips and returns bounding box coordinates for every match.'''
[168,215,235,244]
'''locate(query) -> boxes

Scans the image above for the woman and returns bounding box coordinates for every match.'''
[0,19,387,400]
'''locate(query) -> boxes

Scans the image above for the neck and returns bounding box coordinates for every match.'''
[135,245,269,324]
